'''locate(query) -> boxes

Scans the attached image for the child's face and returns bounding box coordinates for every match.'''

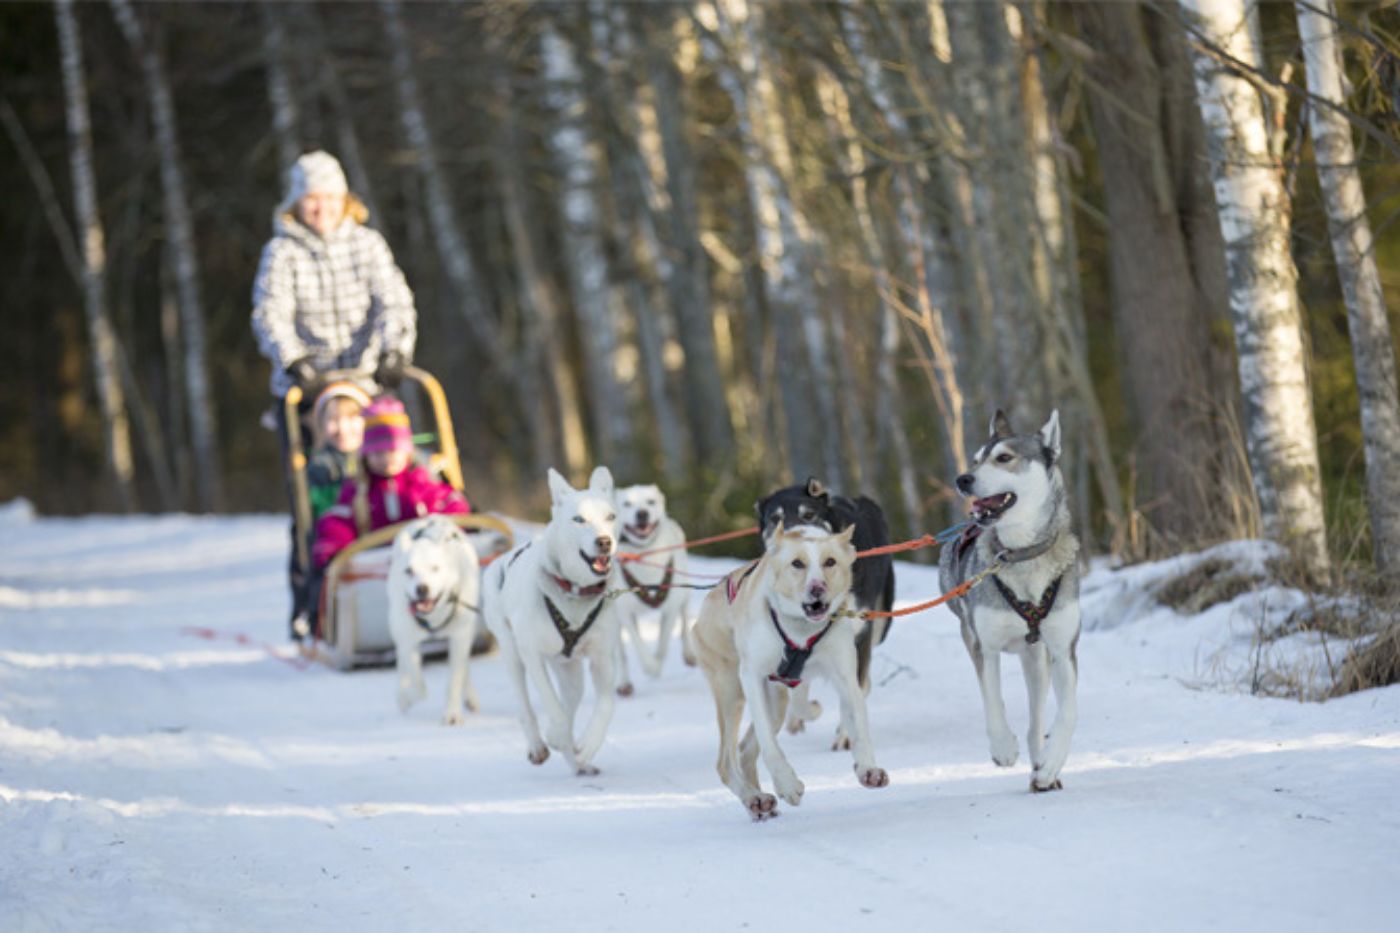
[366,445,412,477]
[319,399,364,453]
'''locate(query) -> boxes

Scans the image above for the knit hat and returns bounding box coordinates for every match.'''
[279,151,348,214]
[313,380,372,426]
[361,397,413,455]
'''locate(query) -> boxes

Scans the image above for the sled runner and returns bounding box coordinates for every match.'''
[283,366,512,670]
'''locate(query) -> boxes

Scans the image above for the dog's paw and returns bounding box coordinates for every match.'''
[441,708,466,726]
[856,766,890,789]
[616,681,634,698]
[1030,774,1063,793]
[396,688,418,713]
[774,776,804,807]
[682,651,697,668]
[464,691,480,714]
[784,716,806,735]
[989,730,1019,767]
[575,763,601,777]
[527,744,550,766]
[746,794,779,821]
[831,728,852,752]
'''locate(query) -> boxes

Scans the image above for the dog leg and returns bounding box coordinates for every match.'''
[1022,642,1050,770]
[573,647,618,774]
[831,649,888,790]
[783,681,821,735]
[976,648,1019,767]
[704,660,772,818]
[631,612,665,681]
[523,654,578,769]
[494,623,549,764]
[744,673,803,807]
[1032,630,1079,792]
[395,640,426,713]
[441,620,479,725]
[680,609,698,667]
[615,615,636,697]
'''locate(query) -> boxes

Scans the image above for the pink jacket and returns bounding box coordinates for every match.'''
[313,465,470,568]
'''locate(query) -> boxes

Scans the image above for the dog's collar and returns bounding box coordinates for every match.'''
[991,574,1063,645]
[766,603,833,688]
[543,595,606,658]
[620,558,674,609]
[989,529,1057,565]
[548,571,609,599]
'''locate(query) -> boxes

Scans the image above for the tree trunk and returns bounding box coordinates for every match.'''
[539,22,634,477]
[111,0,222,512]
[1076,0,1240,547]
[636,6,736,472]
[259,3,300,175]
[55,0,135,512]
[709,0,843,488]
[1179,0,1330,579]
[378,0,509,372]
[1297,0,1400,575]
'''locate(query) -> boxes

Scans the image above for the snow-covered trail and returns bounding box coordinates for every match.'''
[2,509,1397,931]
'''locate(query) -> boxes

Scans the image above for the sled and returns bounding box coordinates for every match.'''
[282,366,512,670]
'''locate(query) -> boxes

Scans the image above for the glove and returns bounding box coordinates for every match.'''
[375,350,410,390]
[285,357,319,391]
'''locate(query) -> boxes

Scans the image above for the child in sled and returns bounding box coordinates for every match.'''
[306,381,372,522]
[312,397,471,572]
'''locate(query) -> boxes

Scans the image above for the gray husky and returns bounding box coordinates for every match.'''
[939,409,1081,792]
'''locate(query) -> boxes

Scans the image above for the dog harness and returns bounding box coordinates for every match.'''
[990,575,1062,645]
[620,558,674,609]
[543,595,605,659]
[724,561,760,604]
[767,605,833,688]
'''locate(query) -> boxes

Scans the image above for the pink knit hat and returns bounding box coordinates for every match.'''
[361,397,413,455]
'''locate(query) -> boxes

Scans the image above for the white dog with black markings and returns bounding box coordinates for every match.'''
[387,514,482,725]
[939,410,1081,792]
[693,523,889,821]
[482,467,622,775]
[612,484,693,696]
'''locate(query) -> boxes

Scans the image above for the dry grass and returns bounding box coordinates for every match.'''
[1152,557,1262,615]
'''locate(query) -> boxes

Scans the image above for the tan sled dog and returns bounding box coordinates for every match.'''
[693,523,889,820]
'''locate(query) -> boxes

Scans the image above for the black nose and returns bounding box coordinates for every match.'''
[415,583,428,598]
[635,510,650,526]
[596,535,613,553]
[956,473,976,494]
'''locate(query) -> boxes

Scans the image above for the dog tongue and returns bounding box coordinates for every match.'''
[974,494,1010,511]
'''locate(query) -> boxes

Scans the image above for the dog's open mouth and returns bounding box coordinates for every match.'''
[410,595,440,616]
[625,522,657,542]
[802,597,830,621]
[972,492,1017,523]
[581,550,613,577]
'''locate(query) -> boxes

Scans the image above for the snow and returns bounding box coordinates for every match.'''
[2,510,1397,931]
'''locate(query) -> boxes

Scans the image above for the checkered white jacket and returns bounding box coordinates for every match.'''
[251,215,417,397]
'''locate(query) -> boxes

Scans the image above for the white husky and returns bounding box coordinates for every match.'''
[693,523,889,820]
[482,467,622,775]
[386,515,482,725]
[612,484,693,695]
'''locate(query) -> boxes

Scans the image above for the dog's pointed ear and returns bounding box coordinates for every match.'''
[805,477,829,499]
[837,524,856,545]
[990,409,1014,438]
[1040,409,1062,465]
[772,518,786,541]
[547,468,575,506]
[588,465,614,497]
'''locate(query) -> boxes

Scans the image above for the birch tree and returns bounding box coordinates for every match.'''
[1297,0,1400,574]
[260,3,300,176]
[1180,0,1330,578]
[111,0,222,512]
[540,21,635,476]
[53,0,135,512]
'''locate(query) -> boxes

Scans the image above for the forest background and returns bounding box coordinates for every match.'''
[4,0,1400,589]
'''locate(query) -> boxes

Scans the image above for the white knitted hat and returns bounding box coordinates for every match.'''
[279,151,348,213]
